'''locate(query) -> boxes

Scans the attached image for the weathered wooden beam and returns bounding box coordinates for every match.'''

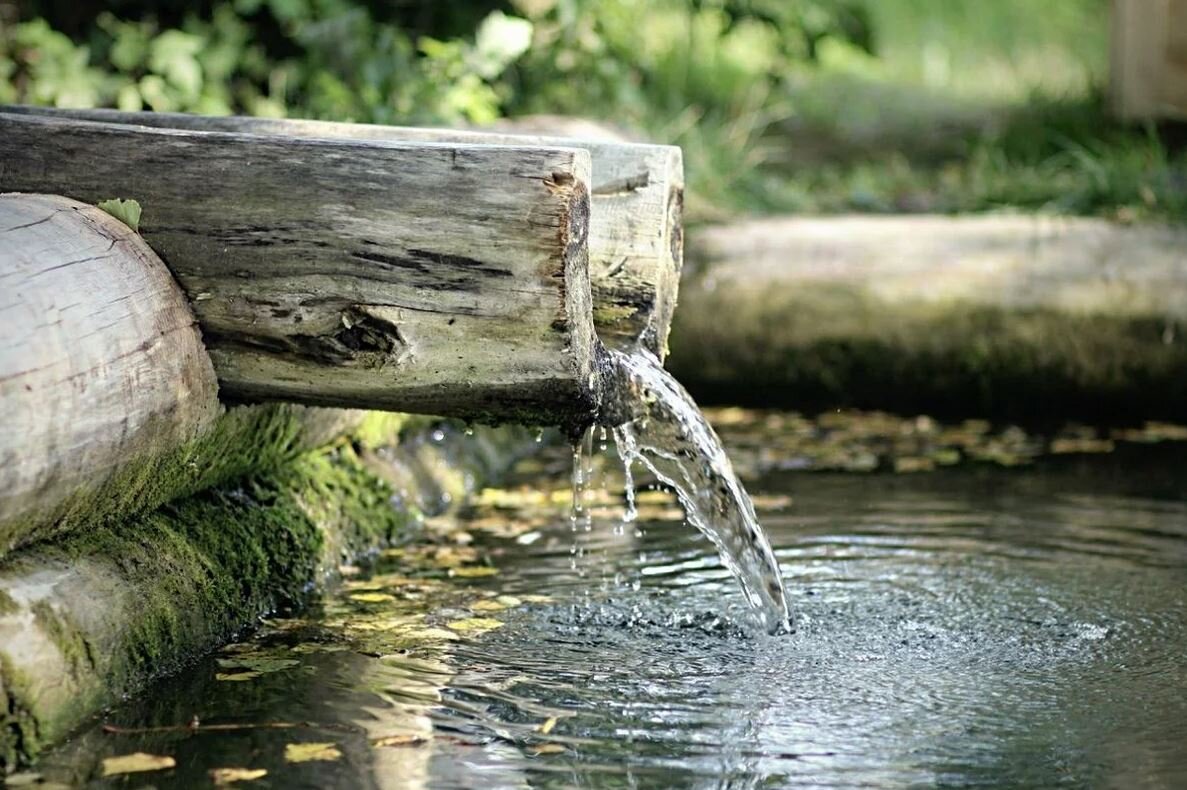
[1110,0,1187,120]
[669,214,1187,422]
[0,112,601,424]
[0,193,377,555]
[1,105,684,357]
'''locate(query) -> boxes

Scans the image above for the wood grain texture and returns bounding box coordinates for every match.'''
[1110,0,1187,119]
[1,105,684,357]
[0,194,222,553]
[0,111,601,424]
[669,214,1187,420]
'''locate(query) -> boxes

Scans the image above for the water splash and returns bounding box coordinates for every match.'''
[602,349,792,634]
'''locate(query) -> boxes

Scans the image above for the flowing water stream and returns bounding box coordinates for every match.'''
[597,348,791,634]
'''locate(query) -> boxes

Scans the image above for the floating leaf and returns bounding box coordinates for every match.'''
[372,734,427,748]
[469,599,507,612]
[537,717,557,735]
[210,767,268,785]
[216,670,262,682]
[749,494,793,510]
[97,198,142,232]
[447,617,503,634]
[290,642,349,654]
[284,742,342,763]
[528,743,566,755]
[521,595,553,604]
[101,752,176,776]
[217,656,300,674]
[350,592,396,603]
[449,566,499,578]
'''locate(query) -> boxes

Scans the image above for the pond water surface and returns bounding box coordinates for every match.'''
[32,431,1187,789]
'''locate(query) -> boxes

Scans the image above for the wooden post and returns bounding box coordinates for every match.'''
[0,112,602,424]
[0,105,684,357]
[1110,0,1187,119]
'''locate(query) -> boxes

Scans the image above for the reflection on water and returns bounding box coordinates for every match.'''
[34,441,1187,789]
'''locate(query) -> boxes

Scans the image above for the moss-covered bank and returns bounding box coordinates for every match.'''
[0,419,537,771]
[0,402,368,559]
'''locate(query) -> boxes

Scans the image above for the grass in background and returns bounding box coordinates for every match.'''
[1,0,1183,221]
[748,0,1187,222]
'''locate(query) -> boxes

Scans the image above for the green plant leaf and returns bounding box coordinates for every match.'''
[97,198,142,232]
[472,11,533,79]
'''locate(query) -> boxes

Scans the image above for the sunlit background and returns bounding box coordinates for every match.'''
[3,0,1180,221]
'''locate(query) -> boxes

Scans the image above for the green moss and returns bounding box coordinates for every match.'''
[9,439,413,733]
[0,653,39,771]
[0,589,18,617]
[352,412,411,450]
[1,404,365,558]
[30,602,93,678]
[593,304,639,325]
[0,420,539,770]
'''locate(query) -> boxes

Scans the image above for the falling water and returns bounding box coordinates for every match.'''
[598,349,792,634]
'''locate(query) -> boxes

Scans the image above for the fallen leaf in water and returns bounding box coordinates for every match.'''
[372,734,427,748]
[350,592,396,603]
[210,767,268,785]
[216,671,262,682]
[1050,437,1115,454]
[217,657,300,675]
[447,617,503,634]
[748,494,793,510]
[537,717,557,735]
[1112,421,1187,443]
[528,744,566,755]
[894,456,934,473]
[469,599,507,612]
[290,642,349,654]
[635,490,676,505]
[496,595,523,607]
[449,566,499,578]
[101,752,176,776]
[521,595,553,604]
[284,742,342,763]
[428,545,480,567]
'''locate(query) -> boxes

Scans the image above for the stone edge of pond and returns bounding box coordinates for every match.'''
[0,419,543,772]
[669,215,1187,423]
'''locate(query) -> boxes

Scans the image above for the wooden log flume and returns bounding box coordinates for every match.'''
[0,111,604,425]
[1,105,684,358]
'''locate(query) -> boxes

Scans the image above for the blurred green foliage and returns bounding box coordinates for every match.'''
[0,0,1182,220]
[0,0,871,212]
